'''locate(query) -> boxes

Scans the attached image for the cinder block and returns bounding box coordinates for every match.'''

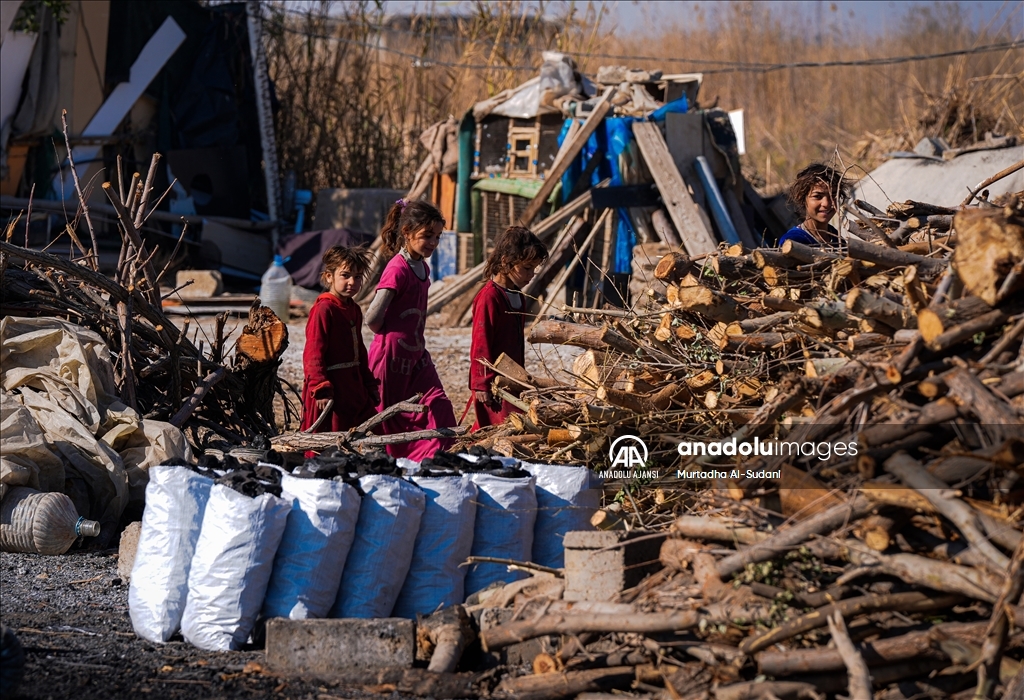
[117,521,142,582]
[175,269,223,297]
[265,618,415,677]
[563,530,665,602]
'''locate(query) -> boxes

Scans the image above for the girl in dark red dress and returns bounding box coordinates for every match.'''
[300,246,379,433]
[469,226,548,431]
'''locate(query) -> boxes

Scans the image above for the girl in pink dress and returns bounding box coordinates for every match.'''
[365,199,457,461]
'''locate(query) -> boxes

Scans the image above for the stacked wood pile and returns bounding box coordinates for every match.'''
[464,192,1024,466]
[0,149,291,451]
[405,194,1024,698]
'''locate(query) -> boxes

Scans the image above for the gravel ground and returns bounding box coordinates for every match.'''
[0,551,408,700]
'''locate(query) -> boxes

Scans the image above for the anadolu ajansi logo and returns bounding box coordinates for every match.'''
[608,435,649,469]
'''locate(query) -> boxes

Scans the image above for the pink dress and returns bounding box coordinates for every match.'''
[367,253,457,461]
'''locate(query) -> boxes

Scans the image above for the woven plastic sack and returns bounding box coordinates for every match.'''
[129,465,213,643]
[464,472,537,595]
[523,462,601,568]
[262,475,361,620]
[392,475,477,619]
[331,474,425,619]
[180,484,289,650]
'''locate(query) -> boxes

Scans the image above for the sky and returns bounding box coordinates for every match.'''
[374,0,1023,36]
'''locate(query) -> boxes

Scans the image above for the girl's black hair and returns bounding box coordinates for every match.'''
[320,245,373,287]
[484,226,548,279]
[788,163,850,216]
[380,199,445,258]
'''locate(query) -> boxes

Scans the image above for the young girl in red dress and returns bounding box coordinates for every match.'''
[300,246,379,433]
[468,226,548,431]
[365,199,458,461]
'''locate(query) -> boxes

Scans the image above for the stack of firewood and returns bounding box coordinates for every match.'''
[392,192,1023,699]
[0,148,291,450]
[461,193,1023,468]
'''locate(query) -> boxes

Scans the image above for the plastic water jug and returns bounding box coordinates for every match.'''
[261,255,292,322]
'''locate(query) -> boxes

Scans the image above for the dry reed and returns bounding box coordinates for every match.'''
[265,1,1023,199]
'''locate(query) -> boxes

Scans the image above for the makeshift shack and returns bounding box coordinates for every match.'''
[411,54,788,324]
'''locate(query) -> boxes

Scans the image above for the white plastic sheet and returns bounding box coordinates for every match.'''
[392,475,477,619]
[181,484,289,651]
[464,472,537,595]
[262,475,360,620]
[523,462,601,569]
[128,465,213,643]
[331,474,425,619]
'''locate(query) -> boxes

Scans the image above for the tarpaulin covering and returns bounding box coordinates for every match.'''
[278,228,374,290]
[558,116,645,274]
[0,317,192,535]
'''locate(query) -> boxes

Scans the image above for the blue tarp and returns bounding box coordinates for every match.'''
[556,116,654,275]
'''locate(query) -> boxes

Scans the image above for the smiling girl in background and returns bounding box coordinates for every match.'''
[467,226,548,430]
[779,163,850,247]
[301,246,379,433]
[365,199,457,460]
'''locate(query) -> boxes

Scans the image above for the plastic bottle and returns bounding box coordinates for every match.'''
[261,255,292,322]
[0,487,101,555]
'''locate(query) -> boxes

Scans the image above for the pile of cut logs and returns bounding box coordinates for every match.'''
[386,192,1023,699]
[0,147,291,450]
[464,192,1023,469]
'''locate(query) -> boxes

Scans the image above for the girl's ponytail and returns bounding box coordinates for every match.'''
[380,200,406,259]
[378,199,445,259]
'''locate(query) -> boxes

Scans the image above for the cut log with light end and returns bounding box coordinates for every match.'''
[753,249,798,270]
[654,313,674,342]
[953,206,1024,305]
[780,465,845,520]
[846,288,914,330]
[763,266,812,287]
[854,512,906,552]
[596,385,648,413]
[917,295,997,343]
[653,251,692,284]
[236,303,289,363]
[675,284,748,323]
[674,324,697,341]
[528,320,635,356]
[686,369,717,391]
[719,333,798,353]
[650,382,689,410]
[591,503,625,530]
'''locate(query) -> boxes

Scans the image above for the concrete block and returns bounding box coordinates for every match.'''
[265,618,415,677]
[174,269,223,297]
[563,530,665,602]
[117,521,141,582]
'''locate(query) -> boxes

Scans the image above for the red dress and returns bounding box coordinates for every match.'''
[300,293,378,433]
[367,253,457,461]
[469,280,526,431]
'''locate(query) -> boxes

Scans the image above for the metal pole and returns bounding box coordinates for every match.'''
[246,1,281,247]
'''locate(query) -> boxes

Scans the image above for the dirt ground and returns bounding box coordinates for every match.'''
[201,307,584,431]
[0,307,581,700]
[0,551,405,700]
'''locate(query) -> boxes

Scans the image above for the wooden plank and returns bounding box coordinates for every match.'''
[425,185,600,316]
[633,121,718,256]
[519,89,615,227]
[522,216,588,301]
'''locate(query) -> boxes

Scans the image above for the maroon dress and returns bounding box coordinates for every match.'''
[367,253,457,461]
[300,293,377,432]
[469,280,526,431]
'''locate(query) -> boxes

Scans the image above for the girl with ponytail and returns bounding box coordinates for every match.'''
[364,199,457,460]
